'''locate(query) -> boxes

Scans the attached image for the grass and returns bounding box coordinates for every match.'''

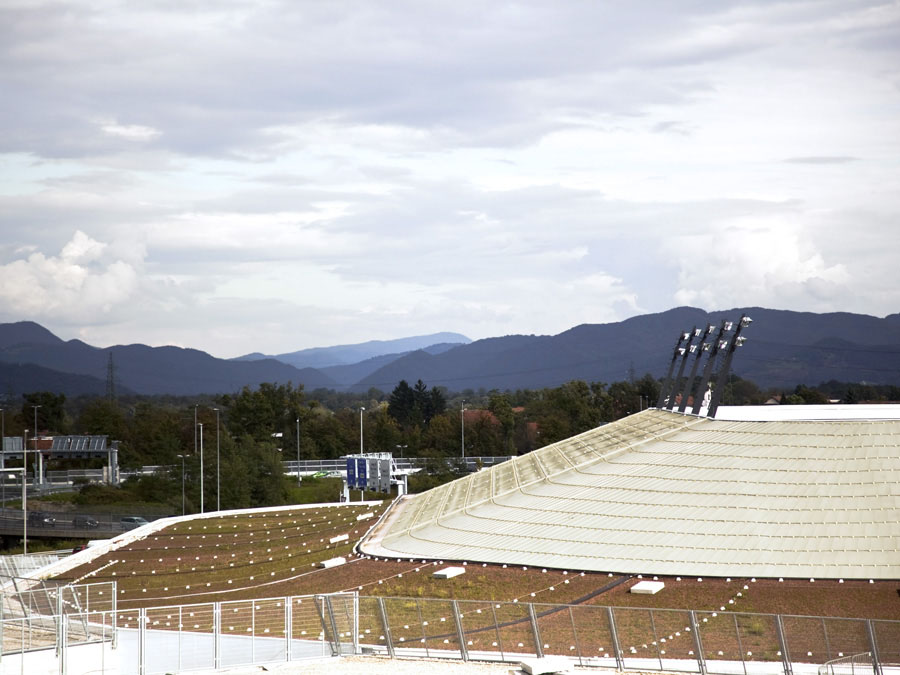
[47,501,900,661]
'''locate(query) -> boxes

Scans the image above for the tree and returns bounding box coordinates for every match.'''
[388,380,416,427]
[221,383,306,441]
[388,379,446,428]
[487,391,515,453]
[22,391,68,433]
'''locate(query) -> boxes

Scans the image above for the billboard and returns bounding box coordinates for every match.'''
[346,454,393,492]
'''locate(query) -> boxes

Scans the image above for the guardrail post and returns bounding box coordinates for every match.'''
[213,601,221,670]
[285,596,292,662]
[138,607,147,675]
[606,607,624,671]
[866,620,882,675]
[451,600,469,661]
[528,603,543,659]
[376,597,395,658]
[353,592,359,656]
[775,614,793,675]
[56,588,63,657]
[690,610,707,675]
[58,613,67,675]
[112,581,118,650]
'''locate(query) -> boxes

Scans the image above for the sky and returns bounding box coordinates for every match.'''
[1,1,898,359]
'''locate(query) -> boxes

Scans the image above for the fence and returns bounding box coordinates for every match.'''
[820,653,875,675]
[358,597,898,675]
[2,592,899,675]
[0,591,355,675]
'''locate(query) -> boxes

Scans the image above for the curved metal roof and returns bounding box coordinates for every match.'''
[361,409,900,579]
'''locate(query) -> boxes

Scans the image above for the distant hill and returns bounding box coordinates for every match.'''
[2,309,898,398]
[0,361,134,398]
[0,321,337,396]
[351,307,900,391]
[234,332,471,369]
[318,342,465,387]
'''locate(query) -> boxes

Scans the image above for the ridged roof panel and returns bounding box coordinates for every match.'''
[362,409,900,578]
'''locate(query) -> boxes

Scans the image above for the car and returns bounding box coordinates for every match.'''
[72,515,99,528]
[72,544,88,554]
[120,516,149,530]
[28,511,56,527]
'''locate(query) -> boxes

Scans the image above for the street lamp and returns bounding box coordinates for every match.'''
[176,454,189,516]
[198,422,204,514]
[6,467,25,554]
[395,444,407,459]
[460,401,467,459]
[31,405,41,487]
[296,417,301,485]
[213,408,220,512]
[0,407,5,504]
[359,407,365,454]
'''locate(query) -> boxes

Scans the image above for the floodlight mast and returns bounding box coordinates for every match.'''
[690,320,730,416]
[707,315,752,418]
[656,333,688,408]
[677,324,715,413]
[664,327,698,411]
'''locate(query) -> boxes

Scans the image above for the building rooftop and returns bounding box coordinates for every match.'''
[361,408,900,579]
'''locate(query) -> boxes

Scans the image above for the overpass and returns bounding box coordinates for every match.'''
[0,507,164,544]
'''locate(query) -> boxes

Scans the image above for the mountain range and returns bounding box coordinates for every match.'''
[1,307,899,398]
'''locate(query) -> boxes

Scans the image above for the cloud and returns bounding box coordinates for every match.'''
[783,156,859,164]
[0,231,141,321]
[672,217,850,312]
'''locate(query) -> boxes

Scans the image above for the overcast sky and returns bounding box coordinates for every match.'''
[1,1,898,358]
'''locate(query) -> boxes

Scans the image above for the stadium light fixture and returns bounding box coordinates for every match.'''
[657,333,689,408]
[679,323,716,414]
[708,314,752,417]
[666,326,699,411]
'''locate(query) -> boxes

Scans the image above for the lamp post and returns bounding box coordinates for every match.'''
[296,417,301,485]
[23,429,28,497]
[213,408,220,512]
[460,401,467,460]
[359,407,365,454]
[6,467,25,554]
[1,407,5,504]
[31,405,41,488]
[395,444,407,459]
[198,422,204,514]
[176,454,188,515]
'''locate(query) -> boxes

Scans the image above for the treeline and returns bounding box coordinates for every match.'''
[1,375,896,512]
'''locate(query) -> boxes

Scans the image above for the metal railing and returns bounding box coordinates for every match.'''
[0,591,353,675]
[2,590,899,675]
[820,652,878,675]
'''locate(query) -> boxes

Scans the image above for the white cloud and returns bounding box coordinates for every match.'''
[672,217,850,311]
[0,231,140,320]
[101,121,161,142]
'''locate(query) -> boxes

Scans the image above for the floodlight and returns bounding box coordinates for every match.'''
[693,328,702,337]
[741,316,753,328]
[689,345,697,353]
[678,348,686,355]
[718,340,728,350]
[707,324,715,332]
[735,336,747,347]
[681,332,690,340]
[701,342,711,351]
[724,321,734,331]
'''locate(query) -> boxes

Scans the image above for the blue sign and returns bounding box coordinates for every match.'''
[346,457,357,487]
[358,458,367,488]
